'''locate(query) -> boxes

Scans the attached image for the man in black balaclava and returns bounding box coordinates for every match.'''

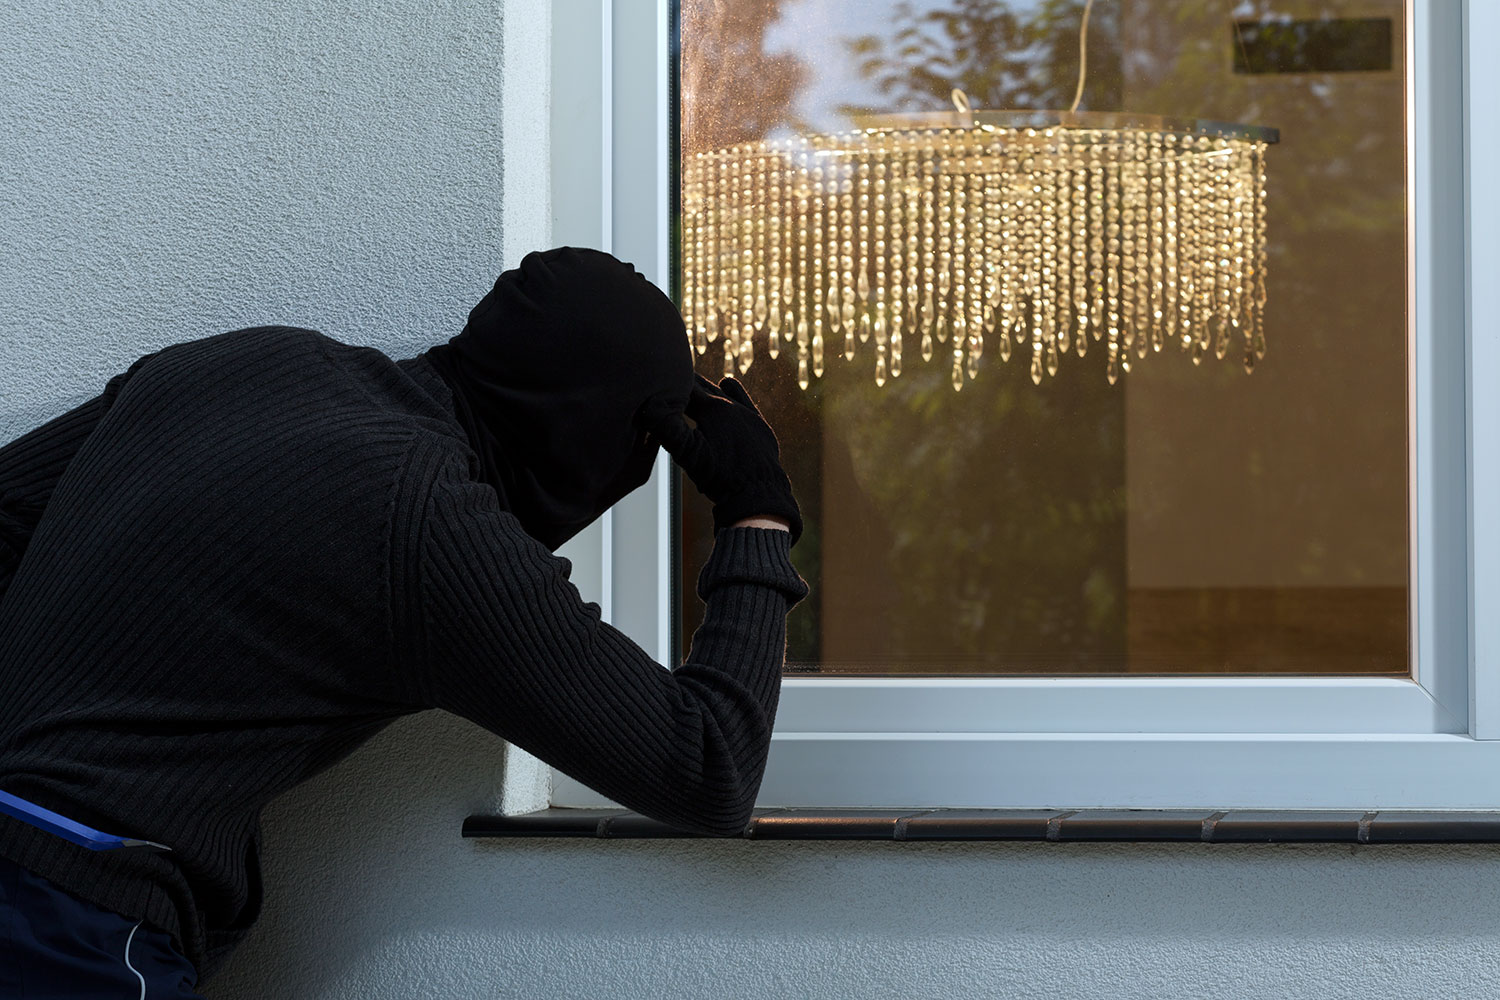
[422,246,802,550]
[0,247,805,995]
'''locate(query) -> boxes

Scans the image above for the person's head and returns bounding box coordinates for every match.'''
[424,247,694,549]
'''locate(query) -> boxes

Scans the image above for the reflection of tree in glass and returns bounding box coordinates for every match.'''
[682,0,808,155]
[818,352,1128,672]
[841,0,1121,117]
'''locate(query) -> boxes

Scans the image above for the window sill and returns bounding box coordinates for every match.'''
[463,808,1500,843]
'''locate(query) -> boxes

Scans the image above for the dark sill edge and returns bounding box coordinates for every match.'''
[463,808,1500,844]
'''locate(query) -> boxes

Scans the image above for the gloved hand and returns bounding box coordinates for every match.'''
[649,375,802,544]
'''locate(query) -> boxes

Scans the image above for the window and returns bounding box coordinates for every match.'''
[679,0,1409,678]
[551,0,1500,811]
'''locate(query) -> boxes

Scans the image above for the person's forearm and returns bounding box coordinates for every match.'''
[414,456,811,837]
[670,526,806,830]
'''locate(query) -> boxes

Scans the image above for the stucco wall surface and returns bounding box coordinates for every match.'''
[0,0,540,436]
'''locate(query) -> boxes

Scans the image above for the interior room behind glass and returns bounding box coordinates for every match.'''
[678,0,1408,675]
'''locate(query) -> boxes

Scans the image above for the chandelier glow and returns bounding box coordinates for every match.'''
[681,109,1277,391]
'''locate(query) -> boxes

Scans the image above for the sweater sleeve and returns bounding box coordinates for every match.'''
[0,357,153,601]
[407,452,808,836]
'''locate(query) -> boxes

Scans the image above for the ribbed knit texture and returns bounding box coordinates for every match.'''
[0,326,806,977]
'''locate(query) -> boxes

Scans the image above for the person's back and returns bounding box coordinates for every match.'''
[0,324,462,967]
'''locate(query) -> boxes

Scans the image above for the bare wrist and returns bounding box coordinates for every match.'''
[730,516,791,532]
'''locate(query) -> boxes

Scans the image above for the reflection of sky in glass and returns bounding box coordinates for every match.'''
[762,0,1047,130]
[762,0,1272,132]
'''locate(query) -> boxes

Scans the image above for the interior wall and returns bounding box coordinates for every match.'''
[1121,0,1410,590]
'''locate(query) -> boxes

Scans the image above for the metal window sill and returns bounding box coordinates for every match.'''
[463,808,1500,843]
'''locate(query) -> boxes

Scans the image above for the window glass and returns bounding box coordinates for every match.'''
[677,0,1408,675]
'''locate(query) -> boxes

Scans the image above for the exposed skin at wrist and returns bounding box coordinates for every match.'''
[730,516,791,532]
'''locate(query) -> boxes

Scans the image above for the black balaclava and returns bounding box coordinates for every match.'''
[422,247,694,550]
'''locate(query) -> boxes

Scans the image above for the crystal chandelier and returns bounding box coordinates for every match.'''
[680,2,1278,391]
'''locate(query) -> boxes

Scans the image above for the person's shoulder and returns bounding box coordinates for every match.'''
[221,325,341,354]
[149,325,331,364]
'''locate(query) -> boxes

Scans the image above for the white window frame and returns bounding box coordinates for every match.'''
[552,0,1500,810]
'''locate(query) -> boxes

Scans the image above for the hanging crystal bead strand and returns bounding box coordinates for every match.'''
[1250,141,1268,367]
[823,154,842,354]
[1018,133,1041,385]
[794,146,812,389]
[982,139,1004,365]
[737,149,756,374]
[1229,143,1249,368]
[1194,136,1216,362]
[919,141,938,361]
[1071,138,1089,357]
[873,152,889,387]
[1129,134,1149,360]
[904,141,921,370]
[1105,136,1123,384]
[1130,132,1150,361]
[1147,132,1165,352]
[722,153,740,377]
[1039,136,1059,379]
[999,139,1019,364]
[705,152,723,349]
[1055,135,1072,359]
[766,142,782,360]
[856,152,872,350]
[1163,134,1180,354]
[942,146,966,380]
[842,151,859,363]
[952,136,973,386]
[1119,132,1138,371]
[820,145,842,379]
[809,144,825,380]
[840,156,857,364]
[702,152,717,352]
[780,141,796,350]
[933,139,958,390]
[966,170,985,380]
[749,146,769,371]
[892,147,914,380]
[1212,137,1232,361]
[1180,139,1201,360]
[1088,140,1106,347]
[683,153,702,354]
[681,153,696,353]
[888,147,906,381]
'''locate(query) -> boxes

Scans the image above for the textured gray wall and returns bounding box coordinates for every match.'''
[7,2,1500,998]
[0,0,537,437]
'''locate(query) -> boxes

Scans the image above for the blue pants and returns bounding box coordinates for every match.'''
[0,856,203,999]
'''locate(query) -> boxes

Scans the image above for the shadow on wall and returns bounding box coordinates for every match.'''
[206,712,522,998]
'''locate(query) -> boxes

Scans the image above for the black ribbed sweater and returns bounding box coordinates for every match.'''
[0,326,806,976]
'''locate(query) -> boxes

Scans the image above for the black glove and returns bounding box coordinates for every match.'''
[650,375,802,544]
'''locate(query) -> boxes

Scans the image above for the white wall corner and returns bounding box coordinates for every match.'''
[490,0,557,808]
[500,0,553,263]
[497,741,553,814]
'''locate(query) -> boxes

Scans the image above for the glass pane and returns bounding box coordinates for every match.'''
[677,0,1409,675]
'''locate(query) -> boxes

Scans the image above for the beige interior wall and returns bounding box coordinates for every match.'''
[1121,0,1409,589]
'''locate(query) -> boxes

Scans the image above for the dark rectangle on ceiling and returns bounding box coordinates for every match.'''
[1233,18,1393,74]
